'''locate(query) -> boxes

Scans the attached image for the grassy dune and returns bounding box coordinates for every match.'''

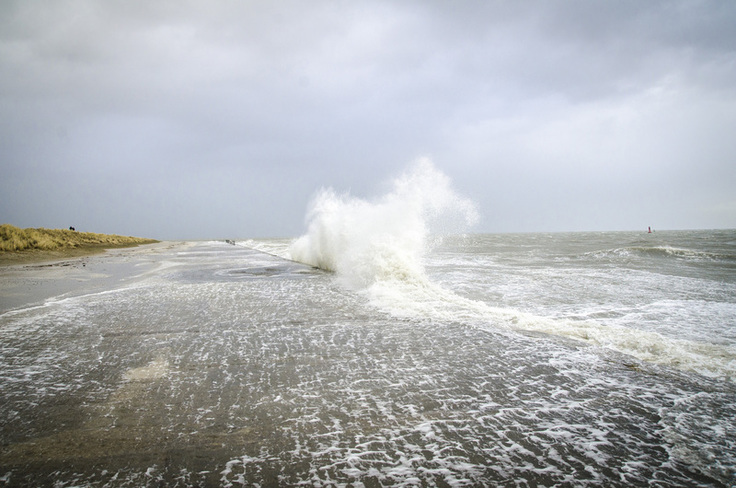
[0,224,159,263]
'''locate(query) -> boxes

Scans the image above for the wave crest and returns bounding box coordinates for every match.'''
[588,245,733,263]
[289,159,478,288]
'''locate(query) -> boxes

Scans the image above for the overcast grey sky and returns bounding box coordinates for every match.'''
[2,0,735,239]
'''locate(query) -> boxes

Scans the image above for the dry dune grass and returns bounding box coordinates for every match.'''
[0,224,158,253]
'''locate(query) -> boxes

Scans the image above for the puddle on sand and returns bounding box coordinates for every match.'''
[122,355,169,382]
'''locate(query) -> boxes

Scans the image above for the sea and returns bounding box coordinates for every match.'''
[1,165,735,487]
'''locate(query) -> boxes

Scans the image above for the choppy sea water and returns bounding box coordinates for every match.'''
[1,230,734,487]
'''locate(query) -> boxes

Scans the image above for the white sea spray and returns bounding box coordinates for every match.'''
[289,158,478,289]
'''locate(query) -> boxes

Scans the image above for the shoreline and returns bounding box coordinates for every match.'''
[0,243,152,266]
[0,241,178,314]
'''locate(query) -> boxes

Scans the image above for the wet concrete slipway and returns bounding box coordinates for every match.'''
[0,241,734,487]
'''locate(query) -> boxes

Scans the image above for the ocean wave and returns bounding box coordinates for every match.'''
[288,161,735,381]
[236,239,293,259]
[588,246,731,262]
[289,158,478,289]
[365,275,736,381]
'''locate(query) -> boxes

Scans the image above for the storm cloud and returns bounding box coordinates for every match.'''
[2,0,735,238]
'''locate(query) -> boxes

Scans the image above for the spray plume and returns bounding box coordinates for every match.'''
[289,158,478,288]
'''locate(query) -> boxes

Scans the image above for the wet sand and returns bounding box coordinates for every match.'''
[0,242,182,314]
[0,247,110,266]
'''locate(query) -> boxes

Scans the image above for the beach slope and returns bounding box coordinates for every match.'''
[0,224,159,265]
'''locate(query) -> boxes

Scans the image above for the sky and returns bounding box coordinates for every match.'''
[1,0,735,239]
